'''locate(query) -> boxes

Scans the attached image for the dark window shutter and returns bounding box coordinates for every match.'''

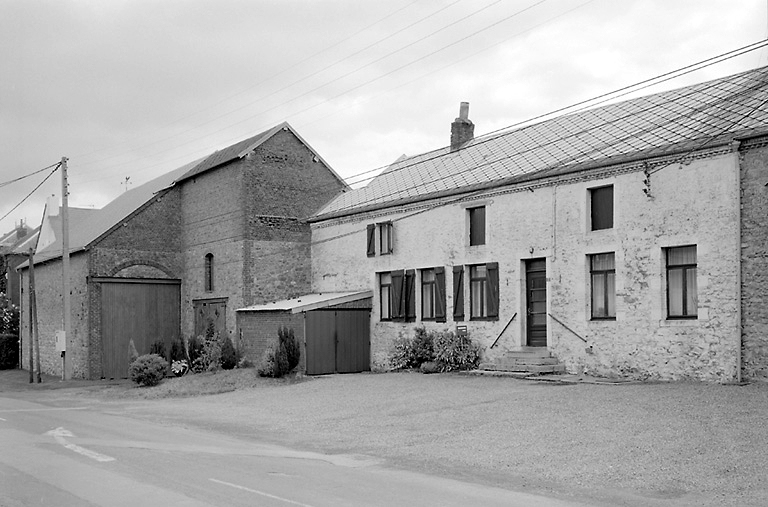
[435,267,446,323]
[453,265,464,321]
[405,269,416,322]
[486,262,499,319]
[366,224,376,257]
[391,270,405,321]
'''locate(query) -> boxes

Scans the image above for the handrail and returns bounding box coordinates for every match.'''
[490,313,517,349]
[547,313,588,343]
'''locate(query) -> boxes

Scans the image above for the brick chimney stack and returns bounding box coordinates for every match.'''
[450,102,474,152]
[15,220,28,240]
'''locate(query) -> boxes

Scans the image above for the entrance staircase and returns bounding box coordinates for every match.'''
[479,347,565,375]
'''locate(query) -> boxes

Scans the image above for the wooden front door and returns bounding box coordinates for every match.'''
[525,259,547,347]
[194,298,227,338]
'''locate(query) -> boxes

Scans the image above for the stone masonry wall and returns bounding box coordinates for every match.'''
[740,140,768,381]
[312,148,742,381]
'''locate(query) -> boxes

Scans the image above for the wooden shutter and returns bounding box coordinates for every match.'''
[391,270,405,321]
[453,265,464,321]
[405,269,416,322]
[486,262,499,319]
[435,267,446,323]
[366,224,376,257]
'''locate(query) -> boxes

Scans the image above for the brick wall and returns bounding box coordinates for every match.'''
[236,311,306,371]
[740,140,768,381]
[312,147,743,381]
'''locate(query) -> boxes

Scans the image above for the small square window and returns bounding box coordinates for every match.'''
[590,185,613,231]
[468,206,486,246]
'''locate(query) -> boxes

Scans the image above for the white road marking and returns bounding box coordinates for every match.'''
[44,427,116,463]
[0,417,6,421]
[210,478,316,507]
[0,406,89,413]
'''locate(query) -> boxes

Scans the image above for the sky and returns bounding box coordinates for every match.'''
[1,0,766,234]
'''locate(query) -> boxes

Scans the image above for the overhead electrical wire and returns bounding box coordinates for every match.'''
[0,164,60,223]
[0,162,62,189]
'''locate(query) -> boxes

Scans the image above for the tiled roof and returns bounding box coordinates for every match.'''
[315,65,768,220]
[237,291,373,313]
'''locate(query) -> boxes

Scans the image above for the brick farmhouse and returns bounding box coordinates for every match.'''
[309,66,768,382]
[18,123,346,379]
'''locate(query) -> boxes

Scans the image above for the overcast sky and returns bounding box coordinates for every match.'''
[1,0,765,233]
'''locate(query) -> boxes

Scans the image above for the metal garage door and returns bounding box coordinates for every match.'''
[99,278,181,379]
[305,310,370,375]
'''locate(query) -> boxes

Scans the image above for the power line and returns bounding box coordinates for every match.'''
[0,164,60,223]
[0,162,62,189]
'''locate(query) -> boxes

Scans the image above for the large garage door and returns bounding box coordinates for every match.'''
[99,278,181,379]
[305,310,370,375]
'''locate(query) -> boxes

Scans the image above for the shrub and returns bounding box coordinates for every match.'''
[389,326,435,370]
[149,340,167,360]
[278,327,300,371]
[128,339,139,365]
[170,337,186,362]
[238,356,254,369]
[0,294,19,336]
[187,335,204,371]
[0,333,18,370]
[191,333,222,373]
[420,361,439,374]
[129,354,167,387]
[389,333,414,370]
[220,335,238,370]
[433,329,481,372]
[258,327,298,378]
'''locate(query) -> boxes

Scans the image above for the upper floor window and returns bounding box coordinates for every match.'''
[590,253,615,319]
[469,262,499,320]
[590,185,613,231]
[204,253,214,292]
[367,222,393,257]
[468,206,486,246]
[666,245,697,319]
[379,272,392,320]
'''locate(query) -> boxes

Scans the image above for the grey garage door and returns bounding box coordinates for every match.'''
[305,310,370,375]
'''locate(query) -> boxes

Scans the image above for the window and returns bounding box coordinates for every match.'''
[666,245,697,319]
[468,206,486,246]
[380,272,392,320]
[204,253,214,292]
[379,222,393,255]
[469,262,499,320]
[590,253,615,319]
[421,267,446,322]
[366,222,393,256]
[590,185,613,230]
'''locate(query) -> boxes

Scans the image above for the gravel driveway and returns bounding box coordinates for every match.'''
[6,370,768,506]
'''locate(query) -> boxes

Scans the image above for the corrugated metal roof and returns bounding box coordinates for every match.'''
[314,65,768,220]
[237,291,373,314]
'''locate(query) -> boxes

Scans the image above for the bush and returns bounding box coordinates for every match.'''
[191,333,222,373]
[129,354,167,387]
[0,333,18,370]
[258,327,299,378]
[187,335,204,370]
[149,340,167,360]
[389,326,435,370]
[278,327,300,371]
[433,329,481,372]
[0,294,19,336]
[420,361,439,374]
[170,337,186,362]
[220,335,238,370]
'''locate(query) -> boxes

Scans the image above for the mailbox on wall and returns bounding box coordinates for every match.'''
[55,330,66,353]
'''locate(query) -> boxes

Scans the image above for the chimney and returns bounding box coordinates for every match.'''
[15,220,28,240]
[450,102,474,152]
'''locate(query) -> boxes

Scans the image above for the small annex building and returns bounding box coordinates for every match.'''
[19,122,347,379]
[236,291,372,375]
[309,65,768,383]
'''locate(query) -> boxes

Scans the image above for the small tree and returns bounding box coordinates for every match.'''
[278,326,300,371]
[220,335,238,370]
[258,327,299,378]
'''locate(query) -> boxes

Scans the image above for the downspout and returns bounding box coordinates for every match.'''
[733,141,743,383]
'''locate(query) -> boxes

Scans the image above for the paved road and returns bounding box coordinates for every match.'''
[0,393,594,507]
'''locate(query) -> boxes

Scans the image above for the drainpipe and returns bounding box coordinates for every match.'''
[733,140,742,384]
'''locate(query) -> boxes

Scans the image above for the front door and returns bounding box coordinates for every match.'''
[525,259,547,347]
[193,298,227,338]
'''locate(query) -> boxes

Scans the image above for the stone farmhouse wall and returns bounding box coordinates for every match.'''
[312,147,743,381]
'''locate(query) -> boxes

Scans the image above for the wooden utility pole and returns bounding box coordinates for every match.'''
[27,249,34,383]
[61,157,71,380]
[28,250,40,383]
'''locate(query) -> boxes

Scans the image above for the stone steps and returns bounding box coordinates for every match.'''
[479,348,566,375]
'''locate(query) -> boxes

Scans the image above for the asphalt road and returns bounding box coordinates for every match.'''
[0,392,593,507]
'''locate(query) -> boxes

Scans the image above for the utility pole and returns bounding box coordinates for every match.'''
[27,249,34,383]
[61,157,71,380]
[29,249,40,383]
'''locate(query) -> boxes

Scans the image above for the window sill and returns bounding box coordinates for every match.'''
[469,317,498,322]
[589,317,616,322]
[659,318,699,327]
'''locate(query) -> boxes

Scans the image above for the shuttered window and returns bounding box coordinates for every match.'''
[379,272,392,320]
[379,222,393,255]
[469,262,499,320]
[590,185,613,231]
[453,265,464,321]
[366,224,376,257]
